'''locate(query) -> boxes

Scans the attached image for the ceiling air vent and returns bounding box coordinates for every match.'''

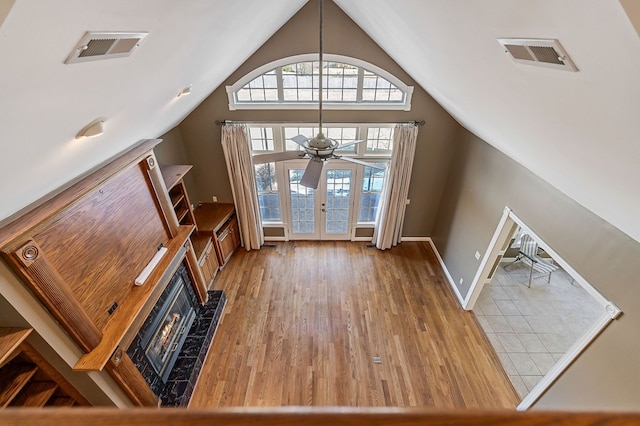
[65,31,148,64]
[497,38,578,72]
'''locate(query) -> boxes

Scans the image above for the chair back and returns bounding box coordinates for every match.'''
[520,234,538,258]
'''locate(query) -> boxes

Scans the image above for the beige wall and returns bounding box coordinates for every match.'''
[176,0,461,237]
[432,128,640,409]
[155,126,200,204]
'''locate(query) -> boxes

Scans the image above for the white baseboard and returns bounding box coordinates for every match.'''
[427,239,465,307]
[264,237,287,242]
[400,236,431,242]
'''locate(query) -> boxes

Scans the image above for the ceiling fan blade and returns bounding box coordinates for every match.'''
[337,139,364,149]
[300,157,324,189]
[335,156,386,170]
[252,151,306,164]
[291,134,310,148]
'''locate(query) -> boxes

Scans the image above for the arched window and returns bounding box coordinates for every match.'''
[226,54,413,111]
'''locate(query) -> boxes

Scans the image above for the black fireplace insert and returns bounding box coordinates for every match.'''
[127,262,198,395]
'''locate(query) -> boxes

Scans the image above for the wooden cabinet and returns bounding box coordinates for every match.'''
[193,202,240,268]
[216,214,239,265]
[161,165,196,228]
[192,235,220,290]
[0,328,90,408]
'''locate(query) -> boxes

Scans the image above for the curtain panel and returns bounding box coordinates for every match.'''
[220,124,264,250]
[373,123,419,250]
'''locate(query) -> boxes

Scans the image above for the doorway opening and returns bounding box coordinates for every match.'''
[465,207,621,410]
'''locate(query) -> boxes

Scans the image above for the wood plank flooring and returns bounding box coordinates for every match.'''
[189,241,519,408]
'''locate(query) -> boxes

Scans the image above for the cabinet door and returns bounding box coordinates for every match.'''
[198,254,213,288]
[218,228,235,265]
[205,243,220,283]
[229,216,240,249]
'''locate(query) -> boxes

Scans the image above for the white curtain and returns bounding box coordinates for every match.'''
[373,123,419,250]
[220,124,264,250]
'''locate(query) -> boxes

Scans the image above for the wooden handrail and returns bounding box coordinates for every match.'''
[0,407,638,425]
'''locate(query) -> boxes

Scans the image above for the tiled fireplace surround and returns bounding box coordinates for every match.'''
[127,262,225,407]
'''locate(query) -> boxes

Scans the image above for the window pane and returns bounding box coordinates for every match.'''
[329,127,358,153]
[361,70,402,103]
[249,127,274,151]
[239,69,278,103]
[281,62,317,102]
[236,88,251,102]
[365,127,394,154]
[358,163,387,222]
[255,163,281,222]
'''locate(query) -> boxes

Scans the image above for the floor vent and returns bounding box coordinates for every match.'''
[65,31,148,64]
[497,38,578,72]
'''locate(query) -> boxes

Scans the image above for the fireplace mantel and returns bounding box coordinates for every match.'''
[0,139,206,406]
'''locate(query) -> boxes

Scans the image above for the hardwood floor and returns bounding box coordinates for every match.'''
[189,241,519,408]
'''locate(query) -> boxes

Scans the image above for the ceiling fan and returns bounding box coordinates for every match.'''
[251,0,385,189]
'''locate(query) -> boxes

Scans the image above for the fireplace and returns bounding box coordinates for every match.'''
[127,260,226,406]
[127,262,198,396]
[140,271,196,383]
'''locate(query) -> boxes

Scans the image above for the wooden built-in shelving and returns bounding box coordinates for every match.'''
[161,165,196,228]
[0,328,90,408]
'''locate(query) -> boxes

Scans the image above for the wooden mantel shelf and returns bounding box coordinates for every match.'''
[73,225,194,372]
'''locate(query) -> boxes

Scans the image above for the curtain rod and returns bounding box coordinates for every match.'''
[215,119,425,126]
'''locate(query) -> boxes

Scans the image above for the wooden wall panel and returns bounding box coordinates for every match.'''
[31,163,169,330]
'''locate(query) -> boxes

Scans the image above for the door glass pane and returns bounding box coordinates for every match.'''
[358,163,386,222]
[289,169,314,234]
[325,169,352,234]
[255,162,281,222]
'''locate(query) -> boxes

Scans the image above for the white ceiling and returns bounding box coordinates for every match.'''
[1,1,639,245]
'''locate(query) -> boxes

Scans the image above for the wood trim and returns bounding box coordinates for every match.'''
[143,154,179,238]
[0,365,38,407]
[73,225,194,372]
[0,408,639,425]
[6,242,102,351]
[118,246,188,352]
[185,239,208,304]
[161,165,193,191]
[0,328,32,367]
[104,353,159,407]
[19,342,91,406]
[0,139,162,248]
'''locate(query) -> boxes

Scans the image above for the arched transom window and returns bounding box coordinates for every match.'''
[226,54,413,111]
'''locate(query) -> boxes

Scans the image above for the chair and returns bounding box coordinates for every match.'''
[506,234,559,288]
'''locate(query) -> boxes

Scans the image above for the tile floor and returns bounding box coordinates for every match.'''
[473,260,602,399]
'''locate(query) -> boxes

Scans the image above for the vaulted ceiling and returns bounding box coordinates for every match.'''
[1,0,639,243]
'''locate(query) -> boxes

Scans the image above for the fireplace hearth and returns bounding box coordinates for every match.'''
[127,262,225,406]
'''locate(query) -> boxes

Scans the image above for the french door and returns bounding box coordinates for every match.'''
[285,161,356,240]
